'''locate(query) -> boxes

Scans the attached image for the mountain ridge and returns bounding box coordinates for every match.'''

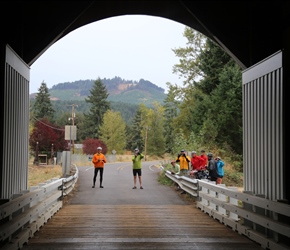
[30,77,166,106]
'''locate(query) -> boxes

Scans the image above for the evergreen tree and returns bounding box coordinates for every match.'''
[128,107,144,151]
[211,62,243,154]
[172,27,243,155]
[81,78,110,139]
[32,81,55,122]
[99,110,126,154]
[192,39,243,153]
[163,82,179,154]
[196,39,233,95]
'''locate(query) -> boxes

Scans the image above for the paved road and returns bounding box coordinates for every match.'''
[69,160,188,206]
[22,160,263,250]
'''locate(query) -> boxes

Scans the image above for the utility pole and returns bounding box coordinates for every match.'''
[144,126,149,161]
[67,104,78,154]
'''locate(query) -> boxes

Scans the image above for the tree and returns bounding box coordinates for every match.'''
[127,106,144,151]
[29,118,66,157]
[171,26,243,155]
[82,138,107,155]
[54,111,72,127]
[210,62,243,154]
[163,82,180,154]
[172,27,206,87]
[99,110,126,154]
[31,81,55,122]
[146,102,165,157]
[82,78,110,139]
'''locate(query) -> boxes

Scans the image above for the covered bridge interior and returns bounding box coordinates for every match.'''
[0,1,288,201]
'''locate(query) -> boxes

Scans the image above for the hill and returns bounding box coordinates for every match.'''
[30,77,166,106]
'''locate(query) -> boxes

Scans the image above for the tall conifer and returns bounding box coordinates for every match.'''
[82,78,110,139]
[32,81,55,122]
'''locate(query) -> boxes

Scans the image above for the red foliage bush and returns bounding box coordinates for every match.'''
[29,118,66,154]
[82,138,108,155]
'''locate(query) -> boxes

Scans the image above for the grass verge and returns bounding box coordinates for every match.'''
[28,164,62,189]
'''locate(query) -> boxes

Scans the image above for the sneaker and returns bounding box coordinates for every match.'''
[140,186,143,189]
[92,185,95,188]
[100,186,104,188]
[132,186,137,189]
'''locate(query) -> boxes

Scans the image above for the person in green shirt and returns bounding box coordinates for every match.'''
[170,161,180,175]
[132,148,144,189]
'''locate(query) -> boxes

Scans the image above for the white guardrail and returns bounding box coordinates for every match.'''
[165,171,290,250]
[0,164,79,250]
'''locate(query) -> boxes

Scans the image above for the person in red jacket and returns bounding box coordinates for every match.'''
[199,149,208,170]
[92,146,107,188]
[190,151,203,177]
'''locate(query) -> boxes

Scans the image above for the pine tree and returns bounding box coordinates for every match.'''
[81,78,110,139]
[171,26,243,154]
[32,81,55,122]
[128,108,144,151]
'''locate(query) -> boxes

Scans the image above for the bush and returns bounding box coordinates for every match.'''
[82,138,107,154]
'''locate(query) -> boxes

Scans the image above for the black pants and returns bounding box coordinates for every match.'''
[93,167,104,185]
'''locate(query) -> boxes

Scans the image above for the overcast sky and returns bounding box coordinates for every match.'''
[29,15,188,94]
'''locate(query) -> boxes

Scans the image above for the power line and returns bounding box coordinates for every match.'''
[32,117,65,131]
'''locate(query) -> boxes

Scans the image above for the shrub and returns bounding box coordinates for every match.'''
[82,138,108,154]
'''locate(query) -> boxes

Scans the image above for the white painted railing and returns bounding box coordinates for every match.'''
[165,171,290,250]
[0,164,79,250]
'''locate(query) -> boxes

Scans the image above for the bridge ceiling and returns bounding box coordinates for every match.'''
[1,1,290,69]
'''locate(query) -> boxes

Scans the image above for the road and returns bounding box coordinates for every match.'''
[22,160,263,250]
[68,160,188,206]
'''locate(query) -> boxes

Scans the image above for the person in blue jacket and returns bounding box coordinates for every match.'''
[215,156,225,184]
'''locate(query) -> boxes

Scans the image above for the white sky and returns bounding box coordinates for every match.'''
[29,15,188,94]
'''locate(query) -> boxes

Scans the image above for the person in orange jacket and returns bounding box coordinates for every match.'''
[92,146,107,188]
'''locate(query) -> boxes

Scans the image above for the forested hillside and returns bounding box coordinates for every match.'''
[30,76,166,106]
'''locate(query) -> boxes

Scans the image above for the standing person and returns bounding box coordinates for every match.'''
[175,149,191,176]
[206,152,219,183]
[199,150,208,169]
[189,151,202,178]
[132,148,144,189]
[190,151,202,170]
[92,146,107,188]
[215,156,225,184]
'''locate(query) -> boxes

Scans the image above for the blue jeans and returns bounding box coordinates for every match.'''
[180,169,189,176]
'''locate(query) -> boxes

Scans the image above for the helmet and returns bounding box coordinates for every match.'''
[134,148,139,151]
[97,147,102,150]
[191,151,196,154]
[207,152,213,157]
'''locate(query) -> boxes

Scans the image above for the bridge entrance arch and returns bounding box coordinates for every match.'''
[0,1,288,202]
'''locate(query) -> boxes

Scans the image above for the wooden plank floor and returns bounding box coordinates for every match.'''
[22,163,263,250]
[22,204,263,250]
